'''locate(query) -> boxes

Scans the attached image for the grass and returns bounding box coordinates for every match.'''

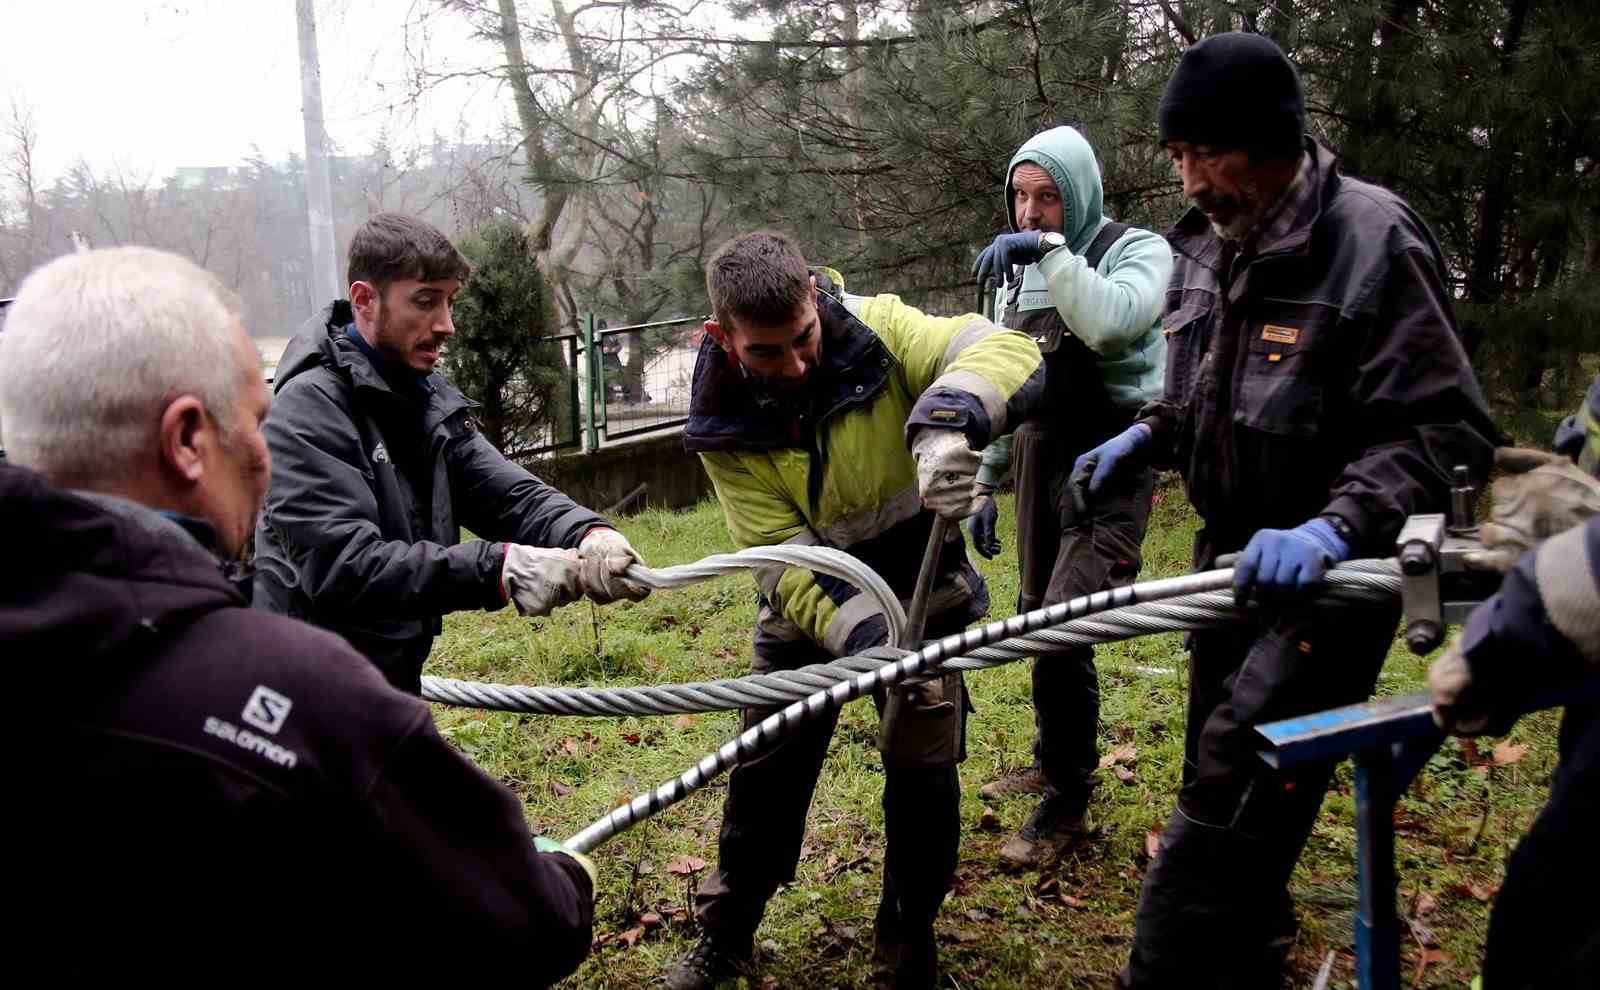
[428,478,1560,989]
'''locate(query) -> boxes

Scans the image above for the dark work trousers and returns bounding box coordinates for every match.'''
[1013,420,1154,816]
[1118,540,1401,989]
[692,610,970,946]
[1482,701,1600,988]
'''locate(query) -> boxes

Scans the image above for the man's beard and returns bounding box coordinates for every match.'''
[1196,173,1274,242]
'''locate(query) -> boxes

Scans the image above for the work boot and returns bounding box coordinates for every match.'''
[998,798,1089,870]
[977,766,1047,802]
[661,931,753,990]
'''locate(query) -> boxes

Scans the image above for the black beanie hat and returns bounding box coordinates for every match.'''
[1158,32,1305,159]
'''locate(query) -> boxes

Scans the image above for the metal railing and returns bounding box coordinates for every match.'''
[584,313,702,445]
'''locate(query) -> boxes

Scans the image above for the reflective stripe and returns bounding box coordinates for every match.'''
[823,589,888,655]
[1535,524,1600,662]
[817,486,922,549]
[753,530,820,599]
[942,317,1002,369]
[932,368,1008,436]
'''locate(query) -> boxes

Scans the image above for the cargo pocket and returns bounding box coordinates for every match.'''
[1233,306,1332,437]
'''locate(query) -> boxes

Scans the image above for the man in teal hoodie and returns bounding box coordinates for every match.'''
[969,125,1172,868]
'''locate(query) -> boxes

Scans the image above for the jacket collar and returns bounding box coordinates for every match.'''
[1167,137,1339,273]
[683,271,895,453]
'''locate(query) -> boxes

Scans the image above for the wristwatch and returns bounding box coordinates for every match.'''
[1038,231,1067,253]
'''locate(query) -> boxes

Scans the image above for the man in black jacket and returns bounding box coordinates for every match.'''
[0,246,595,981]
[1070,34,1500,987]
[255,212,647,692]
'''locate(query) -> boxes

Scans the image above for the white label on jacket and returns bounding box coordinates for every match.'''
[242,685,292,735]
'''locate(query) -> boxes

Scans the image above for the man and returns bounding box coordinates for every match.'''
[255,212,647,693]
[664,230,1043,989]
[0,247,595,981]
[1430,390,1600,989]
[1072,34,1499,986]
[968,124,1172,868]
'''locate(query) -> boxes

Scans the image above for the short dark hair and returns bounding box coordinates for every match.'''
[346,213,471,294]
[705,230,812,331]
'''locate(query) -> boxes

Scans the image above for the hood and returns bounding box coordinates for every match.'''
[1005,126,1106,254]
[274,301,353,394]
[0,464,243,663]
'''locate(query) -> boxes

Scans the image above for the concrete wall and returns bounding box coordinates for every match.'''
[525,427,714,515]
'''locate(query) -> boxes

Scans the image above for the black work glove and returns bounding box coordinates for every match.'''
[967,492,1001,559]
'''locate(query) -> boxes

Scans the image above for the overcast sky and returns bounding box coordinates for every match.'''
[1,0,508,185]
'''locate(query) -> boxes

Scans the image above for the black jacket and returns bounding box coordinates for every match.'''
[1141,139,1499,558]
[255,302,605,691]
[2,464,592,982]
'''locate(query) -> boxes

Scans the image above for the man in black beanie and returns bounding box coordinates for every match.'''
[1071,31,1501,987]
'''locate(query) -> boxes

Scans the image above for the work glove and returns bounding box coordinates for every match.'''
[577,527,651,604]
[1428,639,1500,736]
[501,544,583,617]
[912,427,983,521]
[967,488,1001,559]
[535,835,599,899]
[1464,447,1600,573]
[972,231,1054,287]
[1232,517,1349,606]
[1066,424,1152,514]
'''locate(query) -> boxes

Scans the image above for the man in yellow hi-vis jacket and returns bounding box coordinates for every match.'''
[663,230,1044,990]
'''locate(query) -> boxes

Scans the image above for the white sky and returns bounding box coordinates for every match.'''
[1,0,510,185]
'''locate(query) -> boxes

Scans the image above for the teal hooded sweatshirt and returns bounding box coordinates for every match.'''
[977,125,1171,487]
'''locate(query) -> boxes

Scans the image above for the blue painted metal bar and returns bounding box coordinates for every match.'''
[1257,692,1437,770]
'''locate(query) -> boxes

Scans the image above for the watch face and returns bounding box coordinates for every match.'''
[1041,233,1066,249]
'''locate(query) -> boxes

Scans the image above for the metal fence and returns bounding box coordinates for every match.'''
[587,313,701,445]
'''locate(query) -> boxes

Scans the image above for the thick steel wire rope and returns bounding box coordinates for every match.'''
[422,559,1400,715]
[562,559,1402,852]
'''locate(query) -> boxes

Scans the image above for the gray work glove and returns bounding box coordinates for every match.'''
[912,427,982,521]
[501,544,583,617]
[1465,446,1600,573]
[577,527,651,604]
[1428,639,1495,736]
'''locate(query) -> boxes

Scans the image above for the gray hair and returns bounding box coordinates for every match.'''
[0,246,245,486]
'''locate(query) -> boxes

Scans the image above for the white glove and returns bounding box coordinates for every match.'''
[912,428,982,520]
[577,527,650,604]
[501,544,583,617]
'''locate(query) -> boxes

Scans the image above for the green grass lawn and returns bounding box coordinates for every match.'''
[428,478,1560,989]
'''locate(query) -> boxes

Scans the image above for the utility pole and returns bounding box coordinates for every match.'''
[295,0,340,304]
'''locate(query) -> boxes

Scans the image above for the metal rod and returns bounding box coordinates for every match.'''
[903,516,950,645]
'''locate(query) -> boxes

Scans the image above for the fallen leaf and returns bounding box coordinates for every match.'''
[639,911,663,930]
[663,906,690,922]
[826,853,840,870]
[965,907,991,924]
[561,738,581,755]
[673,714,697,731]
[1035,876,1060,896]
[658,616,679,628]
[1098,743,1138,769]
[1144,828,1163,861]
[977,806,1002,832]
[1492,741,1530,766]
[799,845,817,861]
[940,926,982,944]
[689,623,703,637]
[1470,882,1498,902]
[756,978,782,990]
[550,780,573,798]
[617,926,646,947]
[622,732,642,746]
[666,855,708,876]
[713,646,737,659]
[1459,738,1483,763]
[1060,894,1087,909]
[1113,766,1138,785]
[591,932,615,950]
[1415,892,1438,917]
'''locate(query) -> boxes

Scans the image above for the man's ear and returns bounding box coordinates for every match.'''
[704,318,729,351]
[158,395,210,484]
[350,280,378,319]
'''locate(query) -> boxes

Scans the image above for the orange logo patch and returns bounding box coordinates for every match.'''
[1261,324,1299,345]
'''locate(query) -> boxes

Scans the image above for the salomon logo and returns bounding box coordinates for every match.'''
[372,443,391,464]
[241,685,293,735]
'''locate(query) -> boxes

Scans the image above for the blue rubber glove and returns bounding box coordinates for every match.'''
[1232,518,1349,605]
[1067,424,1152,514]
[967,493,1001,559]
[972,232,1051,287]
